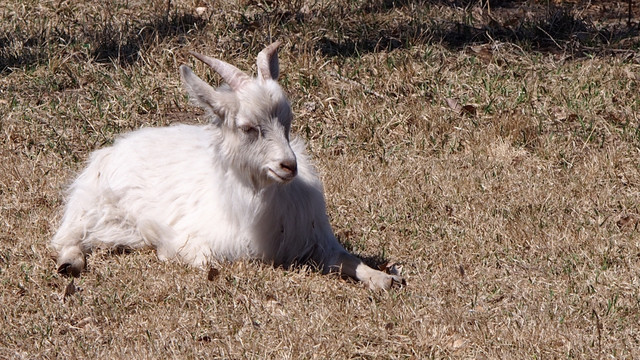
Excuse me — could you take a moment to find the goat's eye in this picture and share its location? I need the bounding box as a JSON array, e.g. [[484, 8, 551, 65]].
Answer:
[[239, 125, 258, 135]]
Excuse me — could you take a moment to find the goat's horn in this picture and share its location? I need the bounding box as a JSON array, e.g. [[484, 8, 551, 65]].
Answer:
[[190, 51, 250, 91], [256, 41, 282, 81]]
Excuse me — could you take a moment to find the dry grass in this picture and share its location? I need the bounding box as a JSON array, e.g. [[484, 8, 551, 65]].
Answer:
[[2, 0, 640, 358]]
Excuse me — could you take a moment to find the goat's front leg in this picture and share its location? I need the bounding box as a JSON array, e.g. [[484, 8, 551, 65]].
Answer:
[[331, 251, 404, 290]]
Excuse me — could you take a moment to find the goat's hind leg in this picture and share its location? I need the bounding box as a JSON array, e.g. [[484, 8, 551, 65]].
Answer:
[[51, 221, 87, 278], [51, 193, 142, 277]]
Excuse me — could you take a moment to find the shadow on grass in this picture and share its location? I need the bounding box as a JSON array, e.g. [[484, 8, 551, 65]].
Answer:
[[0, 12, 206, 73], [90, 13, 206, 65], [314, 0, 639, 57]]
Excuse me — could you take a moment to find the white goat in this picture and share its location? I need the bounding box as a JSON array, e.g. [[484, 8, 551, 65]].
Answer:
[[51, 41, 404, 290]]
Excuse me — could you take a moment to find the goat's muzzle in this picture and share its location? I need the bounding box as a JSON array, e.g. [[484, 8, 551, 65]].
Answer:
[[280, 159, 297, 178], [268, 158, 297, 183]]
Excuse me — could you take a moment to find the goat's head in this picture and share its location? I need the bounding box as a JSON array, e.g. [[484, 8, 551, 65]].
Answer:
[[179, 41, 297, 188]]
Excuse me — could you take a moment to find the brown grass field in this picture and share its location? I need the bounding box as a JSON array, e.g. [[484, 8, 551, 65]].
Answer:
[[1, 0, 640, 358]]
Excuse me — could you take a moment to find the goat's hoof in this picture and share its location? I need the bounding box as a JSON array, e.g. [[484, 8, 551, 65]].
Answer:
[[56, 247, 85, 277], [57, 262, 82, 277], [368, 273, 405, 291]]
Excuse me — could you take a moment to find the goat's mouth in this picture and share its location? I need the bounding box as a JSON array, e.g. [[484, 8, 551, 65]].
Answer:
[[268, 168, 296, 183]]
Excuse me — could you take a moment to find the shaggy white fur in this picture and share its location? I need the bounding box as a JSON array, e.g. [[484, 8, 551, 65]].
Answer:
[[51, 41, 404, 290]]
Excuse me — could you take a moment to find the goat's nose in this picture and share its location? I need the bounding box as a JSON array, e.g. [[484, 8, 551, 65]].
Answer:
[[280, 159, 297, 176]]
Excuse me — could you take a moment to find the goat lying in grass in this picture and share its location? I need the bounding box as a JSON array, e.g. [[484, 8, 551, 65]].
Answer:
[[51, 41, 404, 290]]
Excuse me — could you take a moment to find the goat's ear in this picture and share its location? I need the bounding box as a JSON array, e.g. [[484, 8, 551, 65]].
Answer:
[[257, 41, 281, 81], [180, 65, 234, 121]]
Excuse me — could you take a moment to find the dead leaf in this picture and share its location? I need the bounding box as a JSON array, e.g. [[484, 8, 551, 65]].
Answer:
[[624, 68, 638, 81], [511, 155, 524, 166], [469, 44, 493, 61], [451, 338, 466, 349], [199, 334, 213, 342], [445, 205, 454, 217], [445, 98, 462, 113], [471, 6, 484, 23], [604, 111, 623, 125], [75, 317, 94, 328], [447, 335, 467, 350], [64, 279, 75, 300], [16, 283, 26, 296], [473, 305, 486, 313], [207, 267, 220, 281], [552, 107, 578, 123], [445, 98, 477, 116], [566, 113, 579, 122], [303, 101, 317, 113], [617, 173, 629, 186], [551, 106, 566, 121], [461, 104, 477, 116], [617, 215, 638, 230]]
